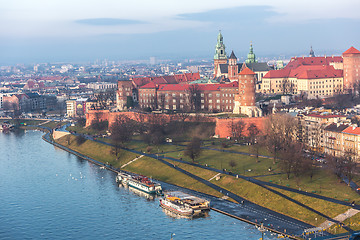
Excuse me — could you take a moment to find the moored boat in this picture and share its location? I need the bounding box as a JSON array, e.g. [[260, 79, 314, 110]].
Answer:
[[160, 191, 210, 217], [116, 172, 162, 195], [160, 196, 194, 216]]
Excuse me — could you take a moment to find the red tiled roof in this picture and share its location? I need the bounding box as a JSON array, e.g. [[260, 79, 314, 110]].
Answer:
[[263, 65, 342, 79], [157, 82, 238, 92], [263, 68, 291, 78], [296, 66, 343, 79], [343, 46, 360, 55], [158, 84, 189, 91], [132, 77, 151, 87], [174, 72, 201, 83], [343, 126, 360, 135], [140, 82, 157, 89], [286, 56, 343, 69], [239, 67, 255, 75], [131, 73, 201, 87]]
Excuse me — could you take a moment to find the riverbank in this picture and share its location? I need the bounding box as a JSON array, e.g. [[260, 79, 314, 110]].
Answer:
[[41, 131, 330, 239], [3, 130, 268, 240]]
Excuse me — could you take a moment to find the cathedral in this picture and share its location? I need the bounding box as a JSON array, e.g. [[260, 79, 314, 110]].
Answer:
[[213, 32, 263, 117], [213, 31, 272, 85]]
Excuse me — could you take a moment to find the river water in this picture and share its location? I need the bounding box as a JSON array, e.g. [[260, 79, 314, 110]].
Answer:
[[0, 130, 272, 239]]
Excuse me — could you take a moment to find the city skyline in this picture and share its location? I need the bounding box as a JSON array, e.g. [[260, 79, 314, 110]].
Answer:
[[1, 0, 360, 64]]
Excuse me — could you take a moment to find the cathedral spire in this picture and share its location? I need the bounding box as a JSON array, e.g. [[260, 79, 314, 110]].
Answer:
[[214, 31, 227, 60], [309, 46, 315, 57], [245, 42, 257, 63]]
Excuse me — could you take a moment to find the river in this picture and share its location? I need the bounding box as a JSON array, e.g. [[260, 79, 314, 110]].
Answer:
[[0, 130, 275, 239]]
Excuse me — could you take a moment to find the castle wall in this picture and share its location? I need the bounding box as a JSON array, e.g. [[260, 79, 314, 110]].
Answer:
[[86, 110, 265, 139], [214, 117, 265, 138]]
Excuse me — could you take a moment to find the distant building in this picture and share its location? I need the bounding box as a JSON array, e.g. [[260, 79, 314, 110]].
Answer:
[[66, 98, 88, 118], [87, 82, 117, 90], [150, 57, 156, 65]]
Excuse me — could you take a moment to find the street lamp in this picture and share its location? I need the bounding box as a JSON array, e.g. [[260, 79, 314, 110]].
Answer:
[[257, 222, 266, 240]]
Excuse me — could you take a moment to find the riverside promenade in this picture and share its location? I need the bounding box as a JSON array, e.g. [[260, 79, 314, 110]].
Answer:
[[40, 129, 329, 240]]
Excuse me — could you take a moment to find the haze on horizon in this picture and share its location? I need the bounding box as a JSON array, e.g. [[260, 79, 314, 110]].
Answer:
[[0, 0, 359, 65]]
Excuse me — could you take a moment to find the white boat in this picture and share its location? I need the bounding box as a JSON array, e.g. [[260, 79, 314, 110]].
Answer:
[[160, 196, 194, 216], [116, 173, 162, 195], [160, 191, 211, 217]]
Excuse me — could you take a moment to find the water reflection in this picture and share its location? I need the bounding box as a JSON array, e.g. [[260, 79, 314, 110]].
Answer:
[[117, 183, 156, 201], [161, 208, 210, 220]]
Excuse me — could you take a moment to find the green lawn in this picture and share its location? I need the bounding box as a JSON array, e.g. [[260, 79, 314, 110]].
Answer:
[[123, 156, 224, 199], [56, 135, 137, 168], [255, 170, 360, 204], [161, 159, 342, 226], [165, 148, 279, 177]]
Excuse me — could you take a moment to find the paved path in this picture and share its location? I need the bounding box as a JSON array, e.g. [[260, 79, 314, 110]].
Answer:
[[121, 155, 144, 168], [319, 209, 360, 229], [38, 120, 51, 126], [208, 173, 221, 181]]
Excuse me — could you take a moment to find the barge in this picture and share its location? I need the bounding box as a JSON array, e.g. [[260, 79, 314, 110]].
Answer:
[[116, 172, 162, 195], [160, 191, 210, 217]]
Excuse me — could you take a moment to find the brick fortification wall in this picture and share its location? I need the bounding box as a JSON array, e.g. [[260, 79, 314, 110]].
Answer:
[[214, 117, 265, 138], [86, 110, 265, 138]]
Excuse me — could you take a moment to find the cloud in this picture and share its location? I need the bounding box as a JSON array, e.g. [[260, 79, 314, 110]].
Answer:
[[178, 5, 277, 24], [75, 18, 144, 26]]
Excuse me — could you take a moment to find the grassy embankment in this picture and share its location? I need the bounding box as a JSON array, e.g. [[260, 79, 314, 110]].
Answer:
[[55, 134, 358, 228], [164, 159, 351, 227], [55, 135, 226, 200], [61, 121, 360, 230]]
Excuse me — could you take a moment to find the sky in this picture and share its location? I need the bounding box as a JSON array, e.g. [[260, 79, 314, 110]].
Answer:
[[0, 0, 360, 64]]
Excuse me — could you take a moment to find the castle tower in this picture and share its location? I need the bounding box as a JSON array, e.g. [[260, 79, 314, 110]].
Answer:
[[233, 67, 262, 117], [245, 43, 257, 64], [214, 31, 227, 78], [343, 46, 360, 92], [228, 51, 238, 81]]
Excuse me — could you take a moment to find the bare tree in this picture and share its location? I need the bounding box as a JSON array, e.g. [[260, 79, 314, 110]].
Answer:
[[280, 78, 294, 94], [264, 114, 298, 164], [186, 84, 201, 112], [247, 123, 260, 145], [278, 140, 304, 179], [247, 123, 261, 162], [184, 137, 202, 162], [229, 159, 237, 170], [229, 119, 247, 143], [141, 114, 166, 145], [158, 93, 166, 110], [110, 115, 135, 156], [343, 150, 358, 186]]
